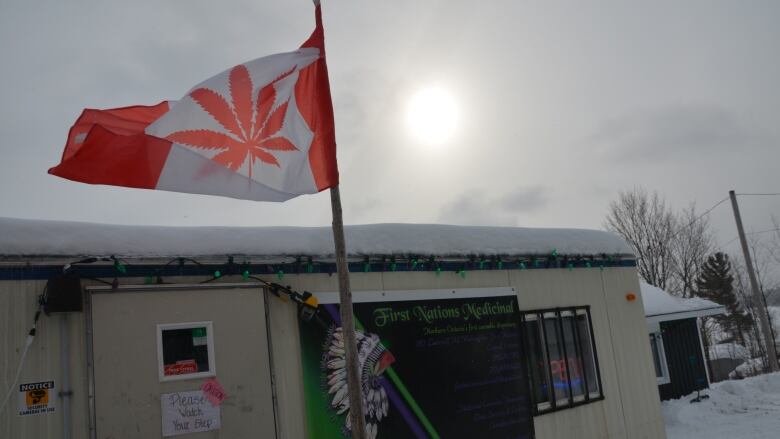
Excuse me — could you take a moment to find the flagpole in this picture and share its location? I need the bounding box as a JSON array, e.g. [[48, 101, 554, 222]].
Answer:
[[330, 185, 368, 439]]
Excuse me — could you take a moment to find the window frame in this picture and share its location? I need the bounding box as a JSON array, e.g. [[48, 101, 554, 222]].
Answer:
[[520, 306, 604, 415], [156, 321, 216, 382], [649, 332, 671, 385]]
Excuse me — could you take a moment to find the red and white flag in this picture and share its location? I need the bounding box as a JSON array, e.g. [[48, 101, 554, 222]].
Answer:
[[49, 5, 337, 202]]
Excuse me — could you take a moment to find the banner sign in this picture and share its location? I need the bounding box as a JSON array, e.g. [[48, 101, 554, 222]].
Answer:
[[161, 390, 220, 437], [299, 288, 535, 439], [18, 381, 56, 416]]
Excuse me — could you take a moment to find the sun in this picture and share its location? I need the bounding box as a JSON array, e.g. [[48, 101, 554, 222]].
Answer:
[[405, 86, 458, 145]]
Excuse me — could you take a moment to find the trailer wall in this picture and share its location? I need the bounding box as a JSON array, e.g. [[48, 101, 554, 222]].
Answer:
[[0, 266, 665, 439]]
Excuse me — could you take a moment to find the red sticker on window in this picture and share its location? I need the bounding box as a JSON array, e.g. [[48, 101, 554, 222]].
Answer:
[[164, 359, 198, 376]]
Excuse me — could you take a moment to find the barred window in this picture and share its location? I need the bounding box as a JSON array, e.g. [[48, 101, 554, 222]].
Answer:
[[521, 307, 604, 414]]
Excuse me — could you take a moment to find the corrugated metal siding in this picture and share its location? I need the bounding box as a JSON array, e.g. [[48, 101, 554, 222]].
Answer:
[[0, 279, 88, 438], [1, 266, 665, 439], [658, 318, 708, 401], [600, 268, 666, 439], [267, 267, 666, 439]]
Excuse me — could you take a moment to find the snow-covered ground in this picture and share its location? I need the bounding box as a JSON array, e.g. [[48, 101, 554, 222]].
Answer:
[[663, 373, 780, 439]]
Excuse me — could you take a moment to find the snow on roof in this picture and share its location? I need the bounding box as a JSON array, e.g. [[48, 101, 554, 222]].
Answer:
[[0, 216, 633, 259], [641, 282, 725, 321]]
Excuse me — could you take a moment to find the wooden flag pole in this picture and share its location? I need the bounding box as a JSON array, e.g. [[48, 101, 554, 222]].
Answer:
[[330, 185, 368, 438]]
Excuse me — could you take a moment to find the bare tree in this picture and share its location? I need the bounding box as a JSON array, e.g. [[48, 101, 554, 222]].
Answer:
[[670, 204, 714, 298], [749, 238, 779, 359], [766, 215, 780, 270], [733, 257, 767, 360], [732, 243, 779, 366], [605, 188, 676, 290]]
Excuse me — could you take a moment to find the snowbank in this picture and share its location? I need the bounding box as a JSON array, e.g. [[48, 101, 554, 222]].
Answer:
[[729, 358, 765, 379], [640, 282, 724, 318], [663, 373, 780, 439], [0, 216, 633, 259]]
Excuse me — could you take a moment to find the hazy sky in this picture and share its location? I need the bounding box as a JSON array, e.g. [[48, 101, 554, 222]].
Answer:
[[1, 0, 778, 255]]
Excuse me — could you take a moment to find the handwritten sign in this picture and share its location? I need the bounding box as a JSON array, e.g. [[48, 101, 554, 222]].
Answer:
[[201, 378, 226, 406], [161, 390, 220, 437]]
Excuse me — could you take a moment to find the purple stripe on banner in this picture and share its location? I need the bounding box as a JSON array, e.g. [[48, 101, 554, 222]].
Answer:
[[324, 303, 340, 323], [322, 304, 429, 439], [381, 377, 429, 439]]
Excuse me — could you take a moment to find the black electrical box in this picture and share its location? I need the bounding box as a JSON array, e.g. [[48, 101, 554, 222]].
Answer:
[[44, 275, 83, 313]]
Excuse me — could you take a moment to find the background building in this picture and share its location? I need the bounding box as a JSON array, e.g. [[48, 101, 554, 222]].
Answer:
[[641, 282, 725, 401]]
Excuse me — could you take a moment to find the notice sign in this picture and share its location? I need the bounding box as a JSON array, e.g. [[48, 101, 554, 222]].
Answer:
[[161, 390, 220, 437], [18, 381, 56, 416]]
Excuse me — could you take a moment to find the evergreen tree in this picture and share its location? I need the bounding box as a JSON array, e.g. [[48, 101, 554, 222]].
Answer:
[[695, 252, 754, 344]]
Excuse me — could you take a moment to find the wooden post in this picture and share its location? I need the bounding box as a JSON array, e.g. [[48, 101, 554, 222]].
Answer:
[[330, 185, 367, 438], [729, 190, 780, 372]]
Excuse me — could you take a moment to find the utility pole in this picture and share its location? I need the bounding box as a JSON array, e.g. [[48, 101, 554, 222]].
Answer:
[[729, 190, 779, 372]]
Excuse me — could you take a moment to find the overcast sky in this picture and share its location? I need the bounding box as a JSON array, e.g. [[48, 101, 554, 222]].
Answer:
[[1, 0, 778, 254]]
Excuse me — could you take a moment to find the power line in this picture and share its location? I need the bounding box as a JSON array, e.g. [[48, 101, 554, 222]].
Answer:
[[670, 196, 729, 239], [720, 227, 780, 248], [717, 192, 780, 247], [736, 193, 780, 197]]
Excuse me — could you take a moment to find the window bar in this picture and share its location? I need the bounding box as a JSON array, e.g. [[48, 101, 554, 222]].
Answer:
[[518, 312, 537, 415], [556, 309, 574, 407], [585, 307, 604, 397], [538, 312, 557, 412], [570, 308, 589, 403]]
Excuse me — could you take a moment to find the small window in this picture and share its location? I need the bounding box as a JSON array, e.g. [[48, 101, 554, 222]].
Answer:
[[650, 332, 670, 385], [521, 307, 603, 414], [156, 322, 216, 382]]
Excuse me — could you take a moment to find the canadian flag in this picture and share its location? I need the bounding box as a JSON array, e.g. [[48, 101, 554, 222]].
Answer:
[[49, 5, 337, 202]]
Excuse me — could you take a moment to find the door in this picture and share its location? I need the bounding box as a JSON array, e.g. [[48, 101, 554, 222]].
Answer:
[[88, 283, 276, 438]]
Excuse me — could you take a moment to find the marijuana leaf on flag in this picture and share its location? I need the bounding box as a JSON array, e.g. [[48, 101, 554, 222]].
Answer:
[[49, 4, 337, 202]]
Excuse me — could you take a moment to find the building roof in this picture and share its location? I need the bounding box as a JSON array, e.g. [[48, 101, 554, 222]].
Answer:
[[641, 282, 725, 325], [0, 216, 633, 260]]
